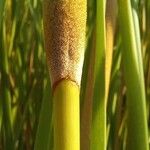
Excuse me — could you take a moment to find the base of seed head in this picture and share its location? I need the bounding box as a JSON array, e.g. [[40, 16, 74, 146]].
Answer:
[[43, 0, 87, 88]]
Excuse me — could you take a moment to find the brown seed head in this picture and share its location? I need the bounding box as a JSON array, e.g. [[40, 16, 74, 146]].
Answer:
[[43, 0, 87, 88]]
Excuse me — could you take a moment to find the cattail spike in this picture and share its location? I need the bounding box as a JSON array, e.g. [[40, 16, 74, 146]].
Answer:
[[43, 0, 87, 88]]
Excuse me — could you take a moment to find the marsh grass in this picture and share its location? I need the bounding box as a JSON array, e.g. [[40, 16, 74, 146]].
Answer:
[[0, 0, 150, 149]]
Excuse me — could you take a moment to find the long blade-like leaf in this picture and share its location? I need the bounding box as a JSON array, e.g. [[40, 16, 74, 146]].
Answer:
[[34, 76, 53, 150], [91, 0, 106, 149], [118, 0, 149, 149]]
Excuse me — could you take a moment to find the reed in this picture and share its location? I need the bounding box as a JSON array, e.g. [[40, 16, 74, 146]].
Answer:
[[43, 0, 87, 149]]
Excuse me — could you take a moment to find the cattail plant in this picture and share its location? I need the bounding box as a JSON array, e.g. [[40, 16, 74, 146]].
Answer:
[[43, 0, 87, 149]]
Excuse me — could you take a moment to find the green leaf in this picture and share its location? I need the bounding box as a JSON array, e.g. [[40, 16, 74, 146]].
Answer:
[[90, 0, 106, 149], [0, 13, 14, 149], [0, 0, 5, 29], [0, 92, 2, 130], [118, 0, 149, 149], [34, 76, 53, 150]]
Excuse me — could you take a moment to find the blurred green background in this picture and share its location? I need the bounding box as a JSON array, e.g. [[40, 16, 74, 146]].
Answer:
[[0, 0, 150, 149], [0, 0, 49, 149]]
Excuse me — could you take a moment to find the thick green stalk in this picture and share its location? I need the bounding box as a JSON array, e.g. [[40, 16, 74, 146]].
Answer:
[[53, 80, 80, 150], [118, 0, 149, 149], [91, 0, 106, 149]]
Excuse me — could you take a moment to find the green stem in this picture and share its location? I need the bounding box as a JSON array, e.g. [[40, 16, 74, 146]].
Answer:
[[53, 80, 80, 150]]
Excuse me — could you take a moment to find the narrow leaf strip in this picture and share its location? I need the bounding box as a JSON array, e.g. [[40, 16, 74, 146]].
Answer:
[[91, 0, 106, 149], [105, 0, 117, 102], [34, 78, 53, 150]]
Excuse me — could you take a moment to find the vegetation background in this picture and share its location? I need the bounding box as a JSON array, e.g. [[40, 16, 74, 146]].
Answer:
[[0, 0, 150, 149]]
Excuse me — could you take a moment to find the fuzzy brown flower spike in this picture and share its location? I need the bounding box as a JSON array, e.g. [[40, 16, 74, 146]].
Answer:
[[43, 0, 87, 88]]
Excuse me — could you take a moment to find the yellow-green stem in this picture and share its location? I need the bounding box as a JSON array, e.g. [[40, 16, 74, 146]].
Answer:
[[53, 79, 80, 150]]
